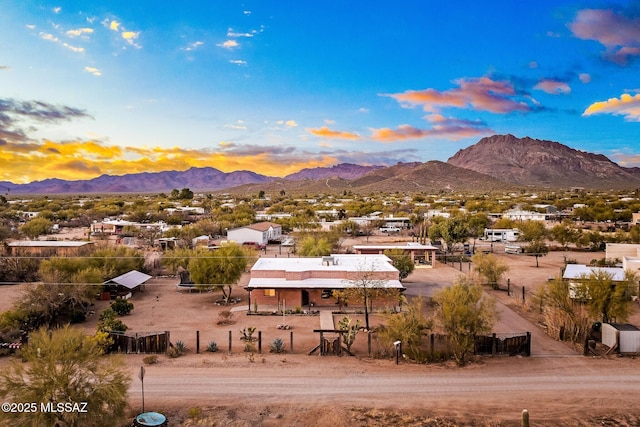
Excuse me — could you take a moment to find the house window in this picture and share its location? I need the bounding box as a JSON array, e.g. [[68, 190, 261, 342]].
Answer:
[[264, 289, 276, 297]]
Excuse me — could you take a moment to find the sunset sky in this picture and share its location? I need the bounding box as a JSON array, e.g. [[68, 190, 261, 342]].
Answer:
[[1, 1, 639, 184]]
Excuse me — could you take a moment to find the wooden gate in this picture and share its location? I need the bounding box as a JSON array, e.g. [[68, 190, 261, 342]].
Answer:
[[107, 331, 170, 354]]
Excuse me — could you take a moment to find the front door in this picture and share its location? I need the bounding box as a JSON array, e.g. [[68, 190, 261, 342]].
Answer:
[[301, 290, 310, 306]]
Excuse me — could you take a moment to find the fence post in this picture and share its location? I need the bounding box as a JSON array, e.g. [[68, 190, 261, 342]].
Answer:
[[228, 330, 232, 355], [430, 333, 435, 354], [290, 331, 294, 353], [258, 331, 262, 353], [166, 331, 170, 354], [196, 330, 200, 354], [526, 332, 531, 357], [507, 278, 510, 296], [522, 286, 526, 303], [492, 333, 497, 356]]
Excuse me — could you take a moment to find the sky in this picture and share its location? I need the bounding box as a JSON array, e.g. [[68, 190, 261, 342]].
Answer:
[[1, 1, 639, 184]]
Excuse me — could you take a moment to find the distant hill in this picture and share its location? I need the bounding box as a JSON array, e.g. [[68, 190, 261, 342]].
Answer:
[[1, 167, 274, 194], [447, 134, 640, 189], [230, 161, 511, 195], [3, 135, 640, 194], [284, 163, 383, 181]]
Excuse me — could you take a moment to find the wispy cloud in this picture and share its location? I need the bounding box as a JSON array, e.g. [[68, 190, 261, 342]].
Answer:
[[583, 93, 640, 122], [276, 120, 298, 128], [308, 126, 360, 140], [52, 6, 61, 14], [534, 78, 571, 95], [229, 59, 247, 65], [570, 8, 640, 65], [183, 41, 204, 52], [579, 73, 591, 84], [39, 32, 60, 43], [84, 66, 101, 76], [227, 28, 254, 38], [386, 76, 531, 114], [66, 27, 93, 38], [370, 115, 492, 142], [103, 18, 141, 48]]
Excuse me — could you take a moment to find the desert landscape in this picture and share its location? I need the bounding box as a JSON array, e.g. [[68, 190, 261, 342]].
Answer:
[[3, 237, 640, 426]]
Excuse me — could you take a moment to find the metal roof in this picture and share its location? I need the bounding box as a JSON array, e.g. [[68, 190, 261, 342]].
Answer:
[[562, 264, 627, 281], [9, 240, 93, 247], [104, 270, 152, 289]]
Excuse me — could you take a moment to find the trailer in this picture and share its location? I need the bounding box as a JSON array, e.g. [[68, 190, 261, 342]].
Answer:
[[482, 228, 520, 242]]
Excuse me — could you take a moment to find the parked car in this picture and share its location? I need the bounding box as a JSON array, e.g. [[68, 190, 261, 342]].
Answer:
[[242, 241, 266, 250], [379, 226, 401, 233]]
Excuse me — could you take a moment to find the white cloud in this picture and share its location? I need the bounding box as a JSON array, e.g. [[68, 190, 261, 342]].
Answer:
[[62, 43, 85, 53], [227, 28, 254, 38], [66, 28, 94, 38], [84, 66, 101, 76], [53, 6, 61, 14], [39, 32, 59, 43], [229, 59, 247, 65], [184, 41, 204, 51], [217, 40, 239, 49], [579, 73, 592, 84]]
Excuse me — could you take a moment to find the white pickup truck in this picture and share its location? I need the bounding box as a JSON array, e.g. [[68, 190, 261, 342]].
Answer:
[[379, 226, 401, 233]]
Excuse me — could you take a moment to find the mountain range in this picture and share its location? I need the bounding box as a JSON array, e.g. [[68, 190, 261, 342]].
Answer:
[[2, 135, 639, 194]]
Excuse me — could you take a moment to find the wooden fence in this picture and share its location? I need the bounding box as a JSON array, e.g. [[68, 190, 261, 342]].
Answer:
[[107, 331, 170, 354]]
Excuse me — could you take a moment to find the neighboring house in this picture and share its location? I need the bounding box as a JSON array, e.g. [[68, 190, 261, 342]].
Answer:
[[502, 209, 547, 221], [606, 243, 640, 261], [562, 264, 628, 299], [245, 254, 403, 311], [352, 242, 438, 267], [227, 221, 282, 245], [633, 212, 640, 225], [7, 240, 94, 257]]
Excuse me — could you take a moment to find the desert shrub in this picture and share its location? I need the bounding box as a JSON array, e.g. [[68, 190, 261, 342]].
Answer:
[[188, 407, 201, 419], [206, 341, 218, 353], [142, 355, 158, 365], [168, 340, 186, 358], [217, 310, 235, 325], [244, 341, 257, 353], [111, 298, 134, 316], [270, 338, 285, 353], [97, 308, 128, 333]]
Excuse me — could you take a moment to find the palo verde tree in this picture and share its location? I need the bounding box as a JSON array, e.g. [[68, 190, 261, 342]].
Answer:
[[188, 243, 252, 303], [337, 261, 402, 331], [378, 296, 433, 362], [536, 277, 590, 342], [433, 275, 497, 366], [384, 248, 415, 280], [525, 239, 549, 268], [471, 252, 509, 289], [574, 269, 638, 324], [0, 326, 131, 427]]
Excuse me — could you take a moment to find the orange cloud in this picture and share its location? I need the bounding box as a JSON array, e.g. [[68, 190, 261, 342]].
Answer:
[[583, 93, 640, 121], [570, 8, 640, 65], [0, 139, 346, 183], [387, 77, 530, 114], [307, 126, 360, 140], [370, 116, 492, 142], [534, 79, 571, 95]]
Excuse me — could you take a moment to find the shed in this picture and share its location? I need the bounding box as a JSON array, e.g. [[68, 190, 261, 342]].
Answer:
[[103, 270, 152, 299], [601, 323, 640, 354]]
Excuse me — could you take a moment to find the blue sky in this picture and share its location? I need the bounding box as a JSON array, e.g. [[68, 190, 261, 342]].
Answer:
[[1, 1, 639, 184]]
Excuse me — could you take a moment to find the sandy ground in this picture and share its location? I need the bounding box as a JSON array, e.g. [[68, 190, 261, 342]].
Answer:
[[2, 234, 640, 425]]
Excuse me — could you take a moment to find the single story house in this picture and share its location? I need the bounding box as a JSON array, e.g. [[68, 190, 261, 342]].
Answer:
[[562, 264, 628, 299], [245, 254, 403, 312], [7, 240, 94, 257], [227, 221, 282, 245], [352, 242, 438, 267]]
